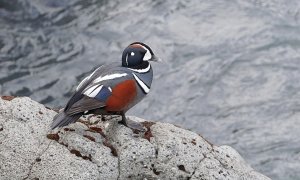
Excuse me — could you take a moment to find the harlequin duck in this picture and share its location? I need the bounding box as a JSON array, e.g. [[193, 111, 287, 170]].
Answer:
[[51, 42, 160, 129]]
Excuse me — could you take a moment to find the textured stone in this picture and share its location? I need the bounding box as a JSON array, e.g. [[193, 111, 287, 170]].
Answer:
[[0, 97, 270, 179]]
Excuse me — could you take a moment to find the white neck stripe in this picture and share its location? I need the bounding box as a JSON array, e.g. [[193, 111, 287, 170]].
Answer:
[[128, 63, 151, 73], [132, 73, 150, 94]]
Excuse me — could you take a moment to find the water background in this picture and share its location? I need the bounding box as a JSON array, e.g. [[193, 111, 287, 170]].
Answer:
[[1, 0, 300, 179]]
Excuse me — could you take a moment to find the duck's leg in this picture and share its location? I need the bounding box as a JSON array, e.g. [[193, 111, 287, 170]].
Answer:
[[118, 112, 145, 132], [118, 112, 128, 126]]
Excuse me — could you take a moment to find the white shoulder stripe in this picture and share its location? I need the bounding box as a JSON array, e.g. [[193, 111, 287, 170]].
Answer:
[[89, 66, 102, 78], [93, 73, 128, 83], [128, 63, 151, 73], [132, 73, 150, 94], [76, 76, 89, 91]]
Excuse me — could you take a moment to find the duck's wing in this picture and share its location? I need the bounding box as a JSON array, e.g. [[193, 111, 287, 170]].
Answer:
[[64, 65, 133, 116]]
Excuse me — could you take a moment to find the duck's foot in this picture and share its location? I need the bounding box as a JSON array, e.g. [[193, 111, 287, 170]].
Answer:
[[118, 113, 145, 132]]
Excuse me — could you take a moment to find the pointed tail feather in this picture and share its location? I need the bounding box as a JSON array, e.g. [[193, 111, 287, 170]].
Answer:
[[51, 111, 82, 130]]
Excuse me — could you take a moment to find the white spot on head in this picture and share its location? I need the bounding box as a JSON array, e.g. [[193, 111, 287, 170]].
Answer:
[[131, 52, 135, 56]]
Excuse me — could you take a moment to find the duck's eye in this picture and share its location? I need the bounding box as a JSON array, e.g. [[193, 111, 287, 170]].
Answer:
[[131, 52, 135, 56]]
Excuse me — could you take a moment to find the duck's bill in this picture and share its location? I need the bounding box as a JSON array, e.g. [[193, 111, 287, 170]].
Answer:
[[149, 55, 163, 62]]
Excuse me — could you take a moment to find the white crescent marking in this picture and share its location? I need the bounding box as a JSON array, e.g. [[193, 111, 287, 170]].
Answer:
[[142, 46, 152, 61], [132, 73, 150, 94], [126, 54, 129, 66]]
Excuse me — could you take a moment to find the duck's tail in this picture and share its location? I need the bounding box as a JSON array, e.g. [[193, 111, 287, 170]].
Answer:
[[51, 111, 81, 129]]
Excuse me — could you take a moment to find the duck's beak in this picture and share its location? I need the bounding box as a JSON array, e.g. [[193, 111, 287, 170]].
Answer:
[[149, 55, 162, 62]]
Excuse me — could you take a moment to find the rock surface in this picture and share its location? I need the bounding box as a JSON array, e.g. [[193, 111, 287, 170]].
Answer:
[[0, 97, 270, 180]]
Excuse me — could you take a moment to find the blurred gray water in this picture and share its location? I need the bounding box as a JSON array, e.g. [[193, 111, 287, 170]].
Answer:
[[1, 0, 300, 179]]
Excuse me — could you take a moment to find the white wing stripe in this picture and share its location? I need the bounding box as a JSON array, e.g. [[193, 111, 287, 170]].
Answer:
[[88, 85, 103, 98], [84, 85, 104, 98], [128, 63, 150, 73], [89, 66, 101, 78], [76, 76, 89, 91], [132, 73, 150, 94], [76, 66, 102, 91], [93, 73, 128, 83], [84, 85, 99, 97]]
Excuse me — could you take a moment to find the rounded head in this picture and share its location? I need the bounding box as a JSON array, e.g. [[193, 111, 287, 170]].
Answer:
[[122, 42, 159, 67]]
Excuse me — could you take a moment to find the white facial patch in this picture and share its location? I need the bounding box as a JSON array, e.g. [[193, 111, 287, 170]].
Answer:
[[142, 46, 152, 61], [93, 73, 127, 83]]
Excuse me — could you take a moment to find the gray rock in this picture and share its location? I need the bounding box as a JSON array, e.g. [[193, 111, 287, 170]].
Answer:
[[0, 97, 270, 180]]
